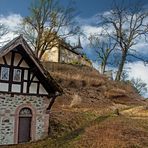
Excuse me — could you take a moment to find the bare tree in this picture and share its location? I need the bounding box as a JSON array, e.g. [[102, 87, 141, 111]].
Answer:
[[19, 0, 78, 59], [130, 78, 147, 96], [89, 34, 117, 74], [119, 70, 147, 96], [100, 1, 148, 80]]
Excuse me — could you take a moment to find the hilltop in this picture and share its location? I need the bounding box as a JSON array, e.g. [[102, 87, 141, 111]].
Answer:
[[3, 63, 148, 148]]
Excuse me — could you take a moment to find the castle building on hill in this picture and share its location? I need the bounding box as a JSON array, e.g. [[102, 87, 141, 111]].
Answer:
[[41, 37, 92, 67]]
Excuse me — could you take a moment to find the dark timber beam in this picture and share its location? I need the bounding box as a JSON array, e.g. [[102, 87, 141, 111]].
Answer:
[[46, 96, 56, 111], [2, 56, 7, 65], [28, 73, 36, 87], [9, 52, 15, 92], [17, 57, 24, 67]]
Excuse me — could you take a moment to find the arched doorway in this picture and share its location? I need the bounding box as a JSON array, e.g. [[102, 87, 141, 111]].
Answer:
[[18, 108, 32, 143]]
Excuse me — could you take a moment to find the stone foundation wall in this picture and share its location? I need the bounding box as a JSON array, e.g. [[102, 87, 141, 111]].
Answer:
[[0, 94, 49, 145]]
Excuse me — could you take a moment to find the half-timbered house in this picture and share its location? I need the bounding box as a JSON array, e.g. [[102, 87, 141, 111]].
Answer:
[[0, 35, 62, 145]]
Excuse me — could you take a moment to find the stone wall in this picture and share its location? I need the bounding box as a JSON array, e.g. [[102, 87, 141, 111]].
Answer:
[[41, 47, 59, 62], [41, 45, 92, 67], [0, 94, 49, 145]]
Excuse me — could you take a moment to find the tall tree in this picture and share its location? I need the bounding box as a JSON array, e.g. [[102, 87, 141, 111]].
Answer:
[[19, 0, 78, 59], [100, 1, 148, 80], [89, 34, 117, 73]]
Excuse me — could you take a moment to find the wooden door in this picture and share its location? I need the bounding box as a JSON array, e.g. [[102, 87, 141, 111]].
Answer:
[[18, 117, 31, 143], [18, 108, 32, 143]]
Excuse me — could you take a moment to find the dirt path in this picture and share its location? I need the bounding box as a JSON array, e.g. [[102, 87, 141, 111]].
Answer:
[[121, 105, 148, 118]]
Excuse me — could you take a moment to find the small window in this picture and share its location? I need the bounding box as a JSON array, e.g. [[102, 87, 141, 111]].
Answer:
[[0, 67, 10, 80], [13, 69, 22, 82]]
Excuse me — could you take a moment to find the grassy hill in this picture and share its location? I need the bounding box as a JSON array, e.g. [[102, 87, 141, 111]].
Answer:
[[46, 62, 145, 107], [3, 63, 148, 148]]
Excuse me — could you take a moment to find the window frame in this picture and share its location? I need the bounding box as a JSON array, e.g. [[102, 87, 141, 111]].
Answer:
[[0, 66, 10, 81], [13, 68, 22, 82]]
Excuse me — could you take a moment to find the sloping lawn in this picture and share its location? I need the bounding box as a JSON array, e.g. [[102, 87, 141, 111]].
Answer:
[[2, 107, 148, 148]]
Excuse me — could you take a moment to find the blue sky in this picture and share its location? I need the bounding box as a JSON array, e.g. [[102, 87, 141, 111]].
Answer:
[[0, 0, 111, 17], [0, 0, 147, 17], [0, 0, 148, 97]]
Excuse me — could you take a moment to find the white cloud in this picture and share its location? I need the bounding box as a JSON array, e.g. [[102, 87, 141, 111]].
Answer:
[[0, 14, 23, 47], [129, 37, 147, 52], [79, 25, 102, 48], [126, 61, 148, 82], [82, 25, 102, 36], [132, 40, 148, 55], [125, 61, 148, 97], [0, 32, 18, 47], [0, 14, 23, 31]]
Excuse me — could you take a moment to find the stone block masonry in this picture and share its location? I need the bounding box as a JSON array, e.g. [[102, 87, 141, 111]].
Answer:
[[0, 94, 49, 145]]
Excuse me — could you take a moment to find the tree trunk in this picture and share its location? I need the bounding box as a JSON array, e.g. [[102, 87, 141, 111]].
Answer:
[[103, 60, 107, 74], [38, 49, 45, 60], [115, 50, 127, 81], [102, 63, 106, 74], [101, 60, 106, 74]]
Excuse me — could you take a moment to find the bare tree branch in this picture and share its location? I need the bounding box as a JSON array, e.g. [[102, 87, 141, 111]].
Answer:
[[99, 0, 148, 80], [18, 0, 78, 59]]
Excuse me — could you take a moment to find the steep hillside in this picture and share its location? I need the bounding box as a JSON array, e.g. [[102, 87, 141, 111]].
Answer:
[[3, 62, 148, 148], [43, 62, 145, 109]]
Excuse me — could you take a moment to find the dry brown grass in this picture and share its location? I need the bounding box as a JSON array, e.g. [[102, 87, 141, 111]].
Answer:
[[122, 106, 148, 117], [2, 107, 148, 148], [104, 88, 127, 99], [3, 63, 147, 148], [75, 116, 148, 148], [49, 62, 145, 111], [51, 71, 106, 88]]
